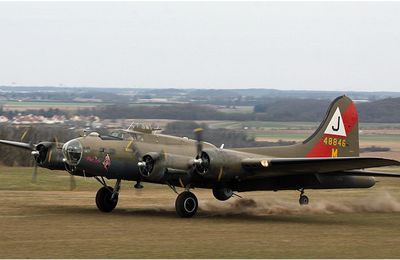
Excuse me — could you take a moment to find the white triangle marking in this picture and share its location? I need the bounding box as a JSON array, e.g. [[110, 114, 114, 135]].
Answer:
[[324, 107, 347, 137]]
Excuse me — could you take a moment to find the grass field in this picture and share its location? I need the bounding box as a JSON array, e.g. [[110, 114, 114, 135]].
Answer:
[[1, 167, 400, 258], [216, 106, 254, 114], [0, 101, 106, 111]]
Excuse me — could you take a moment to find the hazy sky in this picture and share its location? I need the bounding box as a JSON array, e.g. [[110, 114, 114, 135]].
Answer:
[[0, 1, 400, 91]]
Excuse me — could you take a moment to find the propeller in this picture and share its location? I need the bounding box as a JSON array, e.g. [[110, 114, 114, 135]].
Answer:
[[138, 155, 155, 177], [26, 130, 75, 190], [50, 136, 76, 190], [134, 141, 166, 181], [192, 128, 210, 175], [20, 128, 30, 142], [1, 128, 77, 190], [19, 128, 40, 183], [70, 174, 76, 191], [31, 143, 47, 183], [131, 141, 145, 187], [194, 128, 203, 158], [31, 159, 38, 183], [31, 137, 58, 184]]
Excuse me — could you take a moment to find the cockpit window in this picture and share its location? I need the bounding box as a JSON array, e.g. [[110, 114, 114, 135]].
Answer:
[[62, 139, 83, 166], [109, 131, 133, 141], [110, 131, 123, 139]]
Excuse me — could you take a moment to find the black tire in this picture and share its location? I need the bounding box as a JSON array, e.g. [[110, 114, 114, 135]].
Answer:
[[96, 186, 118, 212], [299, 195, 309, 205], [212, 187, 233, 201], [175, 191, 198, 218]]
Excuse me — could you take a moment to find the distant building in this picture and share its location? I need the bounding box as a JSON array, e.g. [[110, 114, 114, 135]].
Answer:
[[43, 115, 66, 124], [12, 114, 66, 125], [0, 116, 8, 123]]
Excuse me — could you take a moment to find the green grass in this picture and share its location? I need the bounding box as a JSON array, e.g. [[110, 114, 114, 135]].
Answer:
[[217, 106, 254, 114], [251, 132, 308, 140], [209, 121, 400, 130], [0, 167, 165, 192], [360, 134, 400, 142], [360, 122, 400, 129], [208, 121, 319, 129], [2, 101, 107, 107], [0, 167, 98, 191]]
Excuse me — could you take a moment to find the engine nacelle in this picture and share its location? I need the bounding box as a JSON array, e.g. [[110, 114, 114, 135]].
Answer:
[[194, 149, 243, 179], [34, 142, 65, 170], [139, 152, 193, 182], [138, 152, 164, 181]]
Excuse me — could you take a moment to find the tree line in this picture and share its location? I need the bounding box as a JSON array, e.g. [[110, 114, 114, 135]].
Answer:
[[1, 97, 400, 123]]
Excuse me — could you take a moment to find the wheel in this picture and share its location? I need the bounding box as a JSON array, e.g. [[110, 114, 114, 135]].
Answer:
[[96, 186, 118, 212], [212, 187, 233, 201], [299, 195, 309, 205], [175, 191, 198, 218]]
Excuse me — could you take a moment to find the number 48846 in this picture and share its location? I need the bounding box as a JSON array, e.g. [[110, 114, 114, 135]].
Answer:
[[323, 137, 346, 147]]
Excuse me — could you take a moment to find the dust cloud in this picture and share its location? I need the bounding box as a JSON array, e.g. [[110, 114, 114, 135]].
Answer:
[[199, 192, 400, 216]]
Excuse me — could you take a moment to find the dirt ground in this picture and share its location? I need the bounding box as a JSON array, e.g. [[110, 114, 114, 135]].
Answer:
[[1, 167, 400, 258]]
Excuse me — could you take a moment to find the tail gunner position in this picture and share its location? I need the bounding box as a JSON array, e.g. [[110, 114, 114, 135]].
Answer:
[[1, 96, 400, 217]]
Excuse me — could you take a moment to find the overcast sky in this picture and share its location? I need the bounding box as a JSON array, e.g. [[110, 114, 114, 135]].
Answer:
[[0, 1, 399, 91]]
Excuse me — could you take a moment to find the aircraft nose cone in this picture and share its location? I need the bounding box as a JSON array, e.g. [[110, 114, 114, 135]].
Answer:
[[62, 138, 83, 166]]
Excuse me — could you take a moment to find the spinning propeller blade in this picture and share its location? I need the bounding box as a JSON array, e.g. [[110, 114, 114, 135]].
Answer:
[[31, 161, 38, 183], [193, 128, 203, 157], [190, 128, 210, 175], [70, 174, 76, 191]]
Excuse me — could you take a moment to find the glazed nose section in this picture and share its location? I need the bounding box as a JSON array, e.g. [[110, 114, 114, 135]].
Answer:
[[62, 139, 83, 166]]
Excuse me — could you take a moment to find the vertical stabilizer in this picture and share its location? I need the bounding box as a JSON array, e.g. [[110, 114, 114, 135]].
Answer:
[[233, 95, 359, 158], [303, 95, 359, 158]]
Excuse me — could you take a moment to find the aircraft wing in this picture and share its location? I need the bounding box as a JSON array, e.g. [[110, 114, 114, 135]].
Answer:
[[0, 139, 34, 150], [241, 157, 400, 176]]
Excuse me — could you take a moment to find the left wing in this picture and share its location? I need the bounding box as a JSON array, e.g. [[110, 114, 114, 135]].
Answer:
[[242, 157, 400, 177], [0, 139, 35, 150]]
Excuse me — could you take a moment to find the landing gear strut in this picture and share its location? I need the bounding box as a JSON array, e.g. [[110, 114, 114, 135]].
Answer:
[[134, 181, 143, 189], [175, 191, 198, 218], [298, 188, 309, 205]]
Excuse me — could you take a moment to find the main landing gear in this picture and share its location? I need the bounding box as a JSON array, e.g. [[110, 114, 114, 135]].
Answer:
[[93, 177, 200, 217], [168, 183, 199, 218], [175, 191, 198, 218], [95, 177, 120, 213], [298, 188, 309, 205]]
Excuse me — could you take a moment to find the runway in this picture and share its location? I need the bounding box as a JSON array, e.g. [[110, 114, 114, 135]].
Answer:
[[1, 179, 400, 258]]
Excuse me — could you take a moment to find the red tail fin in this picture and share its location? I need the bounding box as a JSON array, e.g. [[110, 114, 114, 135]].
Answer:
[[305, 96, 359, 158]]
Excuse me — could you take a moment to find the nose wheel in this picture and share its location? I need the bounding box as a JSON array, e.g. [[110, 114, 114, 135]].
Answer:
[[175, 191, 198, 218], [298, 189, 309, 205]]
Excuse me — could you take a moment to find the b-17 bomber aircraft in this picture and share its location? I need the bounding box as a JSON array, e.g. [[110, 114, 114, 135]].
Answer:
[[1, 96, 400, 217]]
